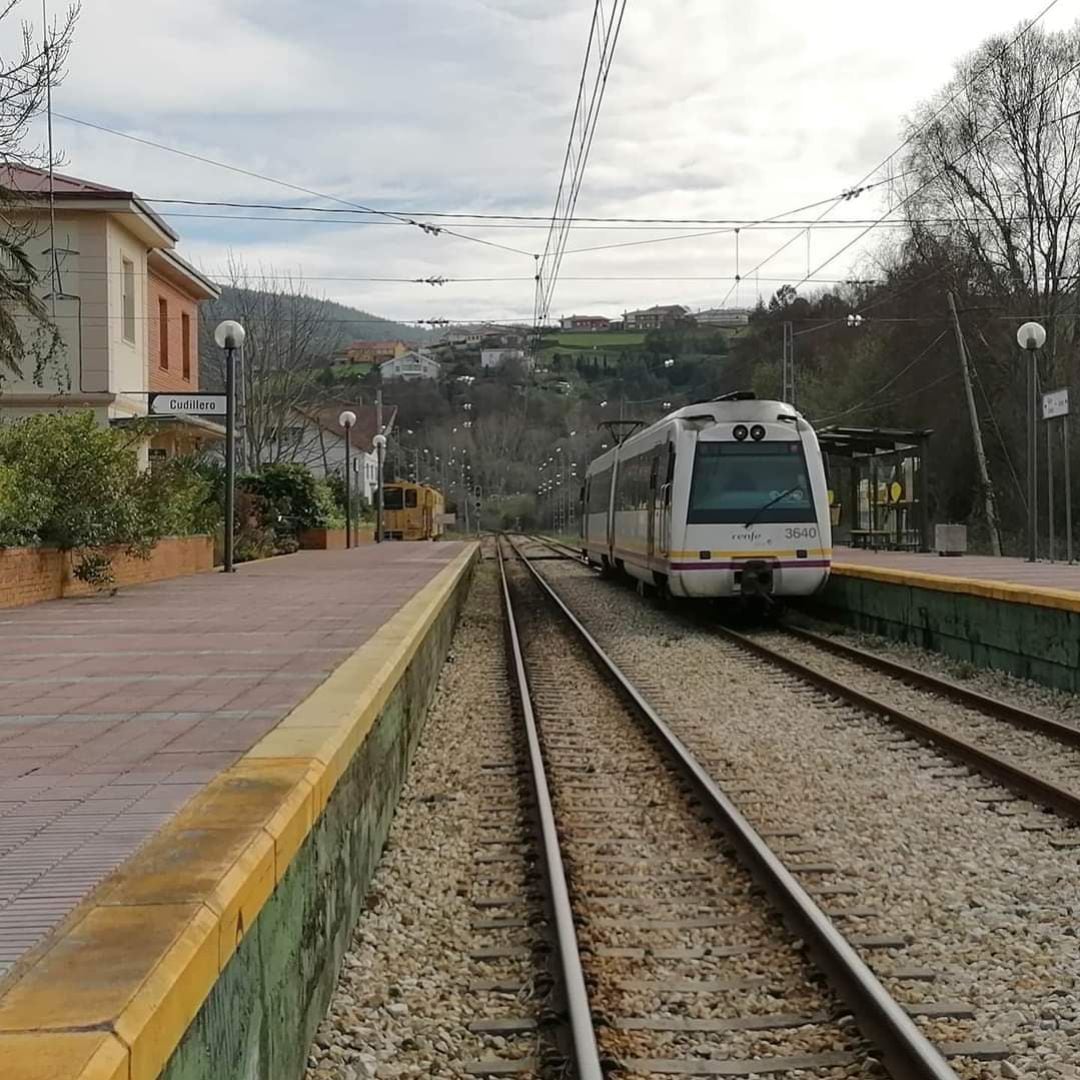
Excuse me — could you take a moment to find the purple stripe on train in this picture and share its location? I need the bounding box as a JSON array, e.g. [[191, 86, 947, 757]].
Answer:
[[669, 560, 832, 571]]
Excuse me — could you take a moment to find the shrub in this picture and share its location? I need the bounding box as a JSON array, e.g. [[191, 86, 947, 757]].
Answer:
[[0, 461, 49, 546], [0, 413, 223, 585], [239, 462, 347, 539], [240, 464, 322, 527], [324, 469, 371, 523]]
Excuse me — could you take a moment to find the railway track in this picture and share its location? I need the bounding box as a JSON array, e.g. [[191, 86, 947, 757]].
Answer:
[[527, 533, 1080, 830], [719, 624, 1080, 828], [481, 535, 984, 1080]]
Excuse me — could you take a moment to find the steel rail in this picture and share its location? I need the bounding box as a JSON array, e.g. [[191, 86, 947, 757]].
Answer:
[[527, 533, 592, 566], [507, 538, 958, 1080], [495, 539, 604, 1080], [723, 626, 1080, 823], [782, 623, 1080, 748]]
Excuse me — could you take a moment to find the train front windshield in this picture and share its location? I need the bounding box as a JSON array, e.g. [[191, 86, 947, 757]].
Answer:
[[688, 441, 816, 524], [384, 488, 404, 510]]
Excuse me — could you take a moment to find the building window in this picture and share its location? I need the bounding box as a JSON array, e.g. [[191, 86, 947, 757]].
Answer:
[[158, 297, 168, 368], [181, 312, 191, 380], [122, 258, 136, 343]]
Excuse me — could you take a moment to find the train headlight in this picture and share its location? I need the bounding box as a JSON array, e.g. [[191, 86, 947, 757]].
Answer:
[[750, 424, 766, 441], [733, 424, 748, 441]]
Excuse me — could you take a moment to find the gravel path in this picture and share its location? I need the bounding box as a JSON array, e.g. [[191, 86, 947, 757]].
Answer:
[[307, 563, 543, 1080], [532, 558, 1080, 1080]]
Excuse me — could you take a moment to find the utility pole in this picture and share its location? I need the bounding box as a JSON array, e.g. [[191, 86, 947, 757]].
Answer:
[[947, 292, 1001, 556], [781, 321, 795, 406], [375, 390, 384, 543]]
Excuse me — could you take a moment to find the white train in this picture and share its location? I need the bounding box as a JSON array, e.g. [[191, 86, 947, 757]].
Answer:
[[581, 393, 831, 602]]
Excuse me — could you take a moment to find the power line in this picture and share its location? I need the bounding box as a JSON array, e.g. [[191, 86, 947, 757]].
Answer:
[[52, 112, 536, 259], [849, 0, 1062, 199], [716, 0, 1062, 306], [812, 329, 949, 422], [534, 0, 629, 326], [795, 51, 1080, 289]]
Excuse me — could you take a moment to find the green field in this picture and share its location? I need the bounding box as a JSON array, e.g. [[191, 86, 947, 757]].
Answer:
[[545, 331, 646, 348]]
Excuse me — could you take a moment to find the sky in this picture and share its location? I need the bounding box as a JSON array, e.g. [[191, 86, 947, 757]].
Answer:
[[19, 0, 1080, 327]]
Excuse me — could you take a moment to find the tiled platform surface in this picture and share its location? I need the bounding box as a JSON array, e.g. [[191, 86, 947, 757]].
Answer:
[[0, 542, 467, 976], [834, 546, 1080, 596]]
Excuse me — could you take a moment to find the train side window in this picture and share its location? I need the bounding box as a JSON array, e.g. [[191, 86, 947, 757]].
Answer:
[[649, 455, 659, 490], [405, 489, 418, 508]]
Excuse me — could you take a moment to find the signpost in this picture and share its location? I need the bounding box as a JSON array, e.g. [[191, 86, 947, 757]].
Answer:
[[148, 393, 228, 416], [1041, 388, 1072, 563]]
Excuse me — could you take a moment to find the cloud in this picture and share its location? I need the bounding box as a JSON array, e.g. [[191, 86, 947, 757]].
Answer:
[[24, 0, 1080, 323]]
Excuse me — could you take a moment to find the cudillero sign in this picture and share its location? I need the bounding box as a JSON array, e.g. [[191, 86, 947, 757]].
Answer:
[[148, 393, 228, 416]]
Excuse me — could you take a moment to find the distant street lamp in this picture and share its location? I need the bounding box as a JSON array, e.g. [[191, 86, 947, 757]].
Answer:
[[1018, 321, 1047, 562], [214, 320, 245, 573], [373, 433, 387, 543], [338, 410, 357, 548]]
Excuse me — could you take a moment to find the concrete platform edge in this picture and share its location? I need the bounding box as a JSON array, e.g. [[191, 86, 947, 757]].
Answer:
[[816, 561, 1080, 692], [0, 542, 480, 1080], [832, 560, 1080, 614]]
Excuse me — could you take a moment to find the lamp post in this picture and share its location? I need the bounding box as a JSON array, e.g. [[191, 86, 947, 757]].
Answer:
[[1018, 321, 1047, 562], [373, 433, 387, 542], [214, 320, 245, 573], [338, 410, 357, 548]]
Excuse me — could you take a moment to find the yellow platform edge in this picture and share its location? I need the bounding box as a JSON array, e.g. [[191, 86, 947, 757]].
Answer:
[[0, 543, 479, 1080], [832, 560, 1080, 614]]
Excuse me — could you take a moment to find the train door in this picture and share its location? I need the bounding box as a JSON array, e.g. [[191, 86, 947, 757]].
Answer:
[[646, 452, 660, 558], [659, 443, 675, 556]]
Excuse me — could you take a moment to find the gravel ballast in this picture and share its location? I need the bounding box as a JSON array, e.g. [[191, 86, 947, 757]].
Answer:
[[306, 561, 541, 1080], [533, 558, 1080, 1080], [505, 556, 870, 1074]]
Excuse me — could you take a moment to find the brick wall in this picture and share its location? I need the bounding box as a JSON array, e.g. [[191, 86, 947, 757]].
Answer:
[[298, 527, 375, 550], [148, 270, 199, 392], [0, 536, 214, 609]]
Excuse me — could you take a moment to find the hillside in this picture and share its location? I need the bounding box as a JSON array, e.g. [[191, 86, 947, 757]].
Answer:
[[204, 285, 434, 364]]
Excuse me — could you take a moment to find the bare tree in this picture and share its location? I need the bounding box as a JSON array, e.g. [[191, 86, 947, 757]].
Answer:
[[0, 1, 79, 383], [200, 256, 342, 469], [899, 24, 1080, 377]]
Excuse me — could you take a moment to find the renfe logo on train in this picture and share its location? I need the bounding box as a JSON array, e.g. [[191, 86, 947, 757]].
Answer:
[[148, 393, 228, 416]]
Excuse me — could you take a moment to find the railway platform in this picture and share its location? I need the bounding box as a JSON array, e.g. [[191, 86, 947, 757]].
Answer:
[[0, 541, 477, 1080], [821, 546, 1080, 691]]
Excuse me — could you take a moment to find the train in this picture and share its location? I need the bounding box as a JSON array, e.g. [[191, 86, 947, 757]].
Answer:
[[581, 393, 831, 603], [382, 481, 446, 541]]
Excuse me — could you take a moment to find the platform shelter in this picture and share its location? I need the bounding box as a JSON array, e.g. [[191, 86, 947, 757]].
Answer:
[[818, 426, 933, 552]]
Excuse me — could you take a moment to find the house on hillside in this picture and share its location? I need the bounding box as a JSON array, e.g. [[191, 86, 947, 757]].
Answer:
[[332, 339, 409, 375], [380, 350, 440, 381], [0, 166, 222, 460], [264, 402, 397, 502], [696, 307, 750, 327], [623, 304, 690, 331], [560, 315, 610, 332]]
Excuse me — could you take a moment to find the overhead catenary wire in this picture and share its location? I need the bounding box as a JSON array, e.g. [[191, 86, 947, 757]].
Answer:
[[534, 0, 629, 326], [714, 0, 1062, 306], [811, 329, 949, 423], [52, 111, 535, 259], [794, 50, 1080, 290]]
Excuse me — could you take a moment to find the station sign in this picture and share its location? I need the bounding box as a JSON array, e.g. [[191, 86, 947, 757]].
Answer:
[[1042, 388, 1069, 420], [148, 393, 228, 416]]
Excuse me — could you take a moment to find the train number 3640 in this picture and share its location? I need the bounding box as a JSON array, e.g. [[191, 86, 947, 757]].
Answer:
[[784, 526, 818, 540]]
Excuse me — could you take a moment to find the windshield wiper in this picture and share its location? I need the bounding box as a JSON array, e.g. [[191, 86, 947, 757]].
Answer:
[[743, 486, 801, 529]]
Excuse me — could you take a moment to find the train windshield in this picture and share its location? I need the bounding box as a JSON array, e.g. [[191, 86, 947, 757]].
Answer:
[[384, 487, 404, 510], [688, 441, 816, 524]]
